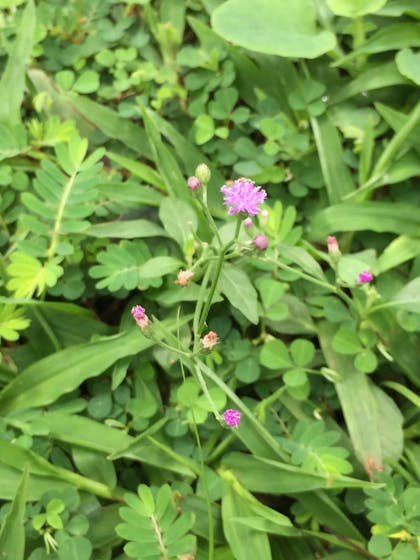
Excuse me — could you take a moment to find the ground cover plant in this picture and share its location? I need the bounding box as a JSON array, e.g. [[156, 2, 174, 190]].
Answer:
[[0, 0, 419, 559]]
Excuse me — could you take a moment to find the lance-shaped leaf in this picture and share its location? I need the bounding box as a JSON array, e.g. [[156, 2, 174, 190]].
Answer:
[[212, 0, 336, 59]]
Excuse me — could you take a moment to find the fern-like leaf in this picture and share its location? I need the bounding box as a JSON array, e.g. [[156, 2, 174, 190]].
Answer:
[[281, 420, 353, 476], [0, 304, 30, 341], [20, 134, 104, 258], [89, 240, 182, 292], [116, 484, 196, 560], [6, 252, 63, 298]]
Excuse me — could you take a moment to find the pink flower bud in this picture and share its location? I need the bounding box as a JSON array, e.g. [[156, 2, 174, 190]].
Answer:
[[223, 409, 241, 427], [358, 271, 374, 284], [131, 305, 150, 331], [187, 176, 201, 191], [253, 233, 269, 251], [177, 269, 194, 287], [243, 217, 253, 228], [201, 331, 218, 351]]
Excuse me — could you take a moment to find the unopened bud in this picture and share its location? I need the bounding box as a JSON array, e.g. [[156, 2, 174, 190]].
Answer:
[[243, 217, 253, 228], [201, 331, 218, 351], [131, 305, 150, 331], [327, 235, 341, 263], [187, 176, 201, 191], [253, 233, 269, 251], [195, 163, 211, 184], [177, 269, 194, 287]]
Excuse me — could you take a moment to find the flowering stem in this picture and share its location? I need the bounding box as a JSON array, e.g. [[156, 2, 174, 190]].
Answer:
[[194, 362, 221, 421], [195, 359, 288, 461], [264, 256, 357, 312]]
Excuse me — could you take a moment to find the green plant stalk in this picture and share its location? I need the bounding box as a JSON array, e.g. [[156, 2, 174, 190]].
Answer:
[[346, 102, 420, 199], [195, 217, 242, 343], [32, 307, 61, 352], [194, 362, 221, 421], [263, 256, 357, 312], [195, 358, 288, 461], [180, 354, 214, 560]]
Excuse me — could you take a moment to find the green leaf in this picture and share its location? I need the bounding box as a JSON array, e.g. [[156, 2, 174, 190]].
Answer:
[[255, 277, 286, 308], [117, 484, 196, 559], [389, 277, 420, 313], [396, 48, 420, 85], [290, 339, 315, 366], [0, 329, 151, 415], [0, 467, 28, 559], [327, 0, 387, 17], [0, 0, 36, 126], [89, 241, 172, 292], [0, 304, 30, 341], [260, 339, 292, 369], [311, 114, 356, 204], [194, 114, 215, 144], [106, 151, 166, 192], [87, 219, 167, 239], [32, 412, 196, 477], [212, 0, 335, 59], [334, 23, 420, 65], [319, 323, 404, 475], [221, 485, 272, 560], [7, 253, 64, 298], [332, 328, 363, 355], [278, 244, 326, 280], [310, 202, 420, 239], [222, 452, 377, 493], [354, 350, 378, 374], [57, 537, 92, 560], [219, 263, 259, 324], [159, 198, 198, 247], [368, 535, 392, 557], [72, 70, 100, 94], [140, 106, 188, 200], [377, 236, 420, 273]]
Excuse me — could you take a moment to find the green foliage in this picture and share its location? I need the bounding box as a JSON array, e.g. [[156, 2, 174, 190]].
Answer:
[[0, 1, 419, 559], [116, 484, 196, 559]]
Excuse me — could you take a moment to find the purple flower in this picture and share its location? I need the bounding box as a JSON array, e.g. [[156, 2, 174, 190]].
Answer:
[[187, 176, 201, 191], [358, 271, 374, 284], [223, 409, 241, 427], [131, 305, 150, 330], [253, 233, 269, 251], [221, 178, 267, 216]]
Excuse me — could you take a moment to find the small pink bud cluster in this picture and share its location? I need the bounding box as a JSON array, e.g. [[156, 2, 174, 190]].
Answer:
[[131, 305, 150, 331], [177, 269, 194, 287], [223, 409, 241, 427], [358, 271, 374, 284], [201, 331, 218, 351]]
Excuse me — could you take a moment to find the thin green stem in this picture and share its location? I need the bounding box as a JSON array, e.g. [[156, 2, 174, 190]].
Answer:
[[179, 360, 214, 560], [195, 359, 288, 461], [32, 307, 61, 352]]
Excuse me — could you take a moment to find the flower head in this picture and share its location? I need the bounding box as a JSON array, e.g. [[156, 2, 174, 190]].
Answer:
[[223, 409, 241, 427], [221, 178, 267, 216], [187, 176, 201, 191], [253, 233, 269, 251], [358, 271, 374, 284], [201, 331, 219, 351], [177, 269, 194, 287], [131, 305, 150, 331]]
